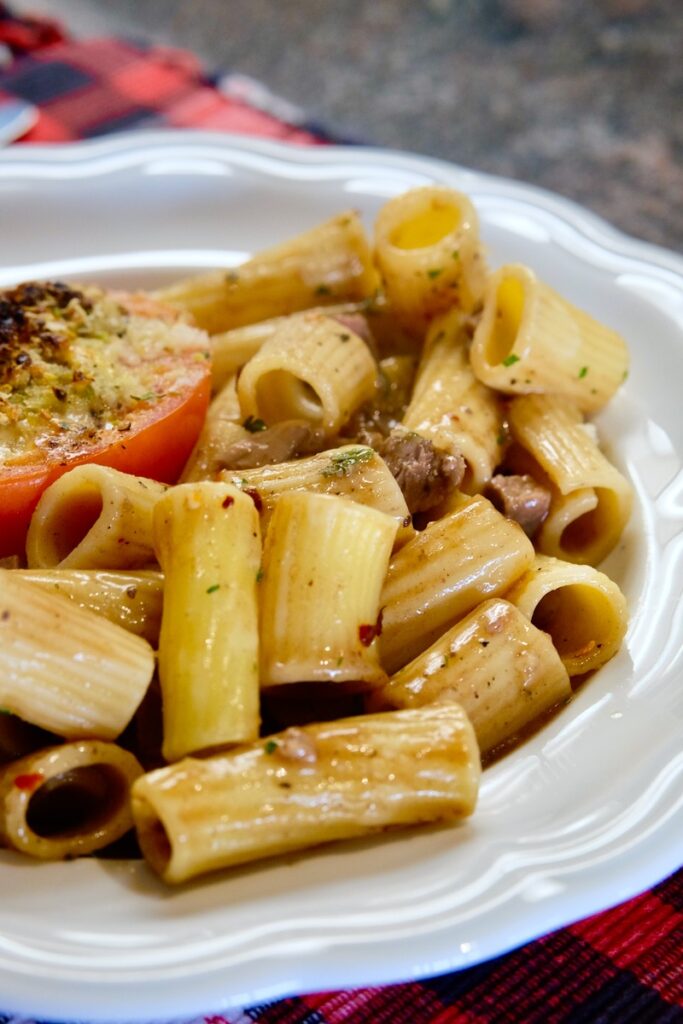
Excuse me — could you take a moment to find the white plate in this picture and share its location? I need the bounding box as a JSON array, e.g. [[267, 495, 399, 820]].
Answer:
[[0, 132, 681, 1023]]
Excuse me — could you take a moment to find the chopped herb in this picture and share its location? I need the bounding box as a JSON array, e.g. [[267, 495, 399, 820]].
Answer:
[[226, 270, 240, 284], [451, 249, 460, 259], [315, 284, 332, 296], [336, 655, 344, 667], [130, 392, 156, 403], [338, 333, 350, 342], [321, 447, 374, 478], [264, 740, 278, 755], [256, 568, 264, 583], [0, 707, 12, 715], [496, 431, 507, 446], [427, 268, 443, 279], [622, 368, 629, 381], [578, 366, 589, 379], [206, 583, 220, 594], [502, 354, 520, 367], [243, 415, 267, 433]]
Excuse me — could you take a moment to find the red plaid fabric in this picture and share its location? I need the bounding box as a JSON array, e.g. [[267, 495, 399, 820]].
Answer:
[[0, 4, 681, 1021]]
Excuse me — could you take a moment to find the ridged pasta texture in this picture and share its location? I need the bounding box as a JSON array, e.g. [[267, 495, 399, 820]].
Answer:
[[237, 312, 377, 435], [374, 186, 487, 334], [259, 491, 398, 689], [0, 569, 154, 739], [0, 741, 143, 860], [153, 482, 262, 761], [379, 493, 535, 673], [370, 598, 571, 756], [505, 554, 628, 676], [470, 263, 629, 412], [132, 704, 481, 883], [402, 309, 504, 492], [155, 211, 378, 334], [26, 464, 167, 570]]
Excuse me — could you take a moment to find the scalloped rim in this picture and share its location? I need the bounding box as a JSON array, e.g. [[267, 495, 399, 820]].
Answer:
[[0, 132, 681, 1022]]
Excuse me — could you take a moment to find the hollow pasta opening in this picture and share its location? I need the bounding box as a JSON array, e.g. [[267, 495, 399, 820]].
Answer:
[[134, 795, 172, 875], [26, 764, 128, 839], [255, 370, 323, 424], [485, 275, 525, 366], [559, 488, 615, 560], [390, 201, 461, 250], [531, 584, 610, 664], [41, 485, 103, 564]]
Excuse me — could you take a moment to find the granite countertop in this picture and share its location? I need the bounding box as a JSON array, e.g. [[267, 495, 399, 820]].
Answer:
[[12, 0, 683, 253]]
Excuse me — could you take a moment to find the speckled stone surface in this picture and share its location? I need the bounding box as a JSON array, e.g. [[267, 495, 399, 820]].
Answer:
[[11, 0, 683, 252]]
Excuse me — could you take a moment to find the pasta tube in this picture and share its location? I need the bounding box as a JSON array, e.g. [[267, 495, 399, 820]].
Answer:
[[220, 444, 414, 548], [402, 310, 505, 492], [26, 465, 167, 570], [132, 704, 480, 884], [180, 375, 249, 482], [369, 599, 571, 756], [154, 482, 262, 761], [379, 493, 535, 673], [156, 211, 377, 334], [237, 312, 377, 436], [210, 302, 365, 392], [0, 741, 142, 860], [374, 186, 487, 334], [15, 569, 163, 646], [259, 492, 398, 689], [470, 264, 629, 412], [508, 395, 632, 564], [0, 569, 154, 739], [505, 554, 628, 676]]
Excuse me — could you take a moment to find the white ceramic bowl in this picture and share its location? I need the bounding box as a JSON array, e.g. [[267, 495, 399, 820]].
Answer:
[[0, 133, 681, 1023]]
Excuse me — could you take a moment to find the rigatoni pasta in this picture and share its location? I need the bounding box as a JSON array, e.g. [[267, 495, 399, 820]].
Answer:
[[508, 394, 633, 564], [470, 263, 629, 411], [153, 482, 261, 761], [505, 554, 628, 676], [155, 211, 377, 333], [369, 599, 571, 757], [402, 310, 504, 492], [237, 312, 377, 435], [0, 741, 143, 860], [0, 569, 154, 740], [132, 704, 480, 884], [379, 493, 535, 673], [374, 186, 487, 333], [259, 492, 398, 690], [0, 184, 635, 888], [26, 464, 167, 570]]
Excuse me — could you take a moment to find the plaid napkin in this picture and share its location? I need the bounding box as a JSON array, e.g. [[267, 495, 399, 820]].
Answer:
[[0, 5, 681, 1022]]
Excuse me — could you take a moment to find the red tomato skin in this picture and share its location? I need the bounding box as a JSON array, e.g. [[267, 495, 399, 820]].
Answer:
[[0, 369, 210, 559]]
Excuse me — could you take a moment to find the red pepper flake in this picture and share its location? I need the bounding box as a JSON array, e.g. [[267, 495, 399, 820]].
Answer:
[[245, 488, 263, 512], [222, 495, 234, 509], [358, 608, 384, 647], [14, 772, 43, 792]]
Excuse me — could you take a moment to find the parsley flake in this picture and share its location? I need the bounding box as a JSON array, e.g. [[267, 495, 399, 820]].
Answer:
[[502, 354, 520, 367], [315, 284, 332, 296], [321, 447, 374, 478], [264, 740, 278, 755], [243, 415, 267, 433], [130, 392, 156, 403], [578, 366, 589, 379], [256, 568, 264, 583], [206, 584, 220, 594], [427, 268, 443, 279]]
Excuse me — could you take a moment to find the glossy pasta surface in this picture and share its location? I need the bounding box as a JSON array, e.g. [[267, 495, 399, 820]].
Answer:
[[0, 186, 632, 886]]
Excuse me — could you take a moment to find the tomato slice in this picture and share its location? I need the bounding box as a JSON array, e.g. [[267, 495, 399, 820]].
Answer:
[[0, 283, 211, 558]]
